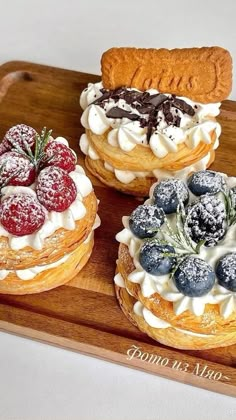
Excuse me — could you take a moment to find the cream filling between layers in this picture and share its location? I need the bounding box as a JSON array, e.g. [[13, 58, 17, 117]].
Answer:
[[0, 138, 93, 251], [0, 215, 101, 281], [115, 175, 236, 319], [114, 273, 213, 338], [80, 81, 221, 159], [80, 132, 215, 184]]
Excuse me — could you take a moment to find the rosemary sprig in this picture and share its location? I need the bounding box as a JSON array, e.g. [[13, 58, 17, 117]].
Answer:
[[223, 190, 236, 226], [0, 163, 21, 196], [161, 202, 204, 255], [8, 127, 53, 172]]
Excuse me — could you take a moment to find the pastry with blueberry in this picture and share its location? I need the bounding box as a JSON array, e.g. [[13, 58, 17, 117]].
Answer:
[[115, 169, 236, 350], [0, 124, 100, 294], [79, 47, 232, 196]]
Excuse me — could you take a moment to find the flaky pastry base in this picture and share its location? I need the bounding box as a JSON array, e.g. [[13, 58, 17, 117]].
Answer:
[[85, 150, 215, 197], [0, 234, 94, 295], [117, 244, 236, 337], [85, 156, 156, 196], [115, 283, 236, 350]]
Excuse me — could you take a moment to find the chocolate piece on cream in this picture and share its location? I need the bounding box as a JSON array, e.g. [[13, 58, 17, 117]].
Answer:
[[106, 107, 140, 120]]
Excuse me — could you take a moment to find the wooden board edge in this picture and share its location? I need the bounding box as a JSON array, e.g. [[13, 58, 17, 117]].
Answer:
[[0, 303, 235, 397]]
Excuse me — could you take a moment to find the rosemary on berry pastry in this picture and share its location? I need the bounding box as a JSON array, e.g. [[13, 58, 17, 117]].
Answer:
[[0, 124, 100, 294], [115, 169, 236, 350]]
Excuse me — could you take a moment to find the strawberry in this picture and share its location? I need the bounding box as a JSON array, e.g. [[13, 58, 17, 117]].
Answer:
[[36, 166, 77, 212], [0, 152, 36, 186], [44, 141, 77, 173], [0, 193, 46, 236], [2, 124, 37, 152]]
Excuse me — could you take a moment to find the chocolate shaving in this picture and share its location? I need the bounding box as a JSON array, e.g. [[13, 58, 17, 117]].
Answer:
[[106, 107, 140, 121], [162, 102, 174, 124], [172, 98, 195, 116], [145, 94, 168, 107], [175, 115, 181, 127], [93, 91, 111, 104], [146, 109, 157, 142], [136, 104, 155, 114], [91, 86, 196, 141], [123, 91, 144, 104]]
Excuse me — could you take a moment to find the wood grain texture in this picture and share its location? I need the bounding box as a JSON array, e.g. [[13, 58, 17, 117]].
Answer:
[[0, 61, 235, 396]]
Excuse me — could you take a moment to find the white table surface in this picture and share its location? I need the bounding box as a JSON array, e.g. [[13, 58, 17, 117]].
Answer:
[[0, 1, 236, 419]]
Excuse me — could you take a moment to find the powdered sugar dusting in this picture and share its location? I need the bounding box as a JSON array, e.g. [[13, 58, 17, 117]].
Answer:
[[0, 194, 45, 236], [36, 166, 77, 212], [45, 141, 77, 173], [174, 256, 215, 297], [3, 124, 37, 150], [0, 152, 35, 186], [188, 170, 225, 194], [185, 195, 226, 247]]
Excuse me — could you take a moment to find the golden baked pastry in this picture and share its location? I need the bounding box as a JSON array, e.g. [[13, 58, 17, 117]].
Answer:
[[80, 47, 231, 196], [101, 47, 232, 103], [115, 170, 236, 350], [0, 124, 100, 294]]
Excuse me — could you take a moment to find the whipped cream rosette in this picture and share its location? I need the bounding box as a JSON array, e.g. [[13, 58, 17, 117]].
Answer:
[[115, 170, 236, 350], [0, 124, 100, 294]]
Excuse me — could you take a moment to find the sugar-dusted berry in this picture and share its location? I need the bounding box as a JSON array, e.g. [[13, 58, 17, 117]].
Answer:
[[0, 193, 45, 236], [129, 204, 164, 239], [44, 141, 77, 173], [139, 241, 176, 275], [153, 179, 189, 214], [173, 256, 215, 297], [36, 166, 77, 212], [0, 152, 35, 186], [2, 124, 37, 152]]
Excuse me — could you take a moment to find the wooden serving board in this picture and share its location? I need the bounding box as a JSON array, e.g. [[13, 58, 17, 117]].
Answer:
[[0, 61, 235, 397]]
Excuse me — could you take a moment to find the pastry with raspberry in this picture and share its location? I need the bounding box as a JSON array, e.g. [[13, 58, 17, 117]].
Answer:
[[0, 125, 100, 294]]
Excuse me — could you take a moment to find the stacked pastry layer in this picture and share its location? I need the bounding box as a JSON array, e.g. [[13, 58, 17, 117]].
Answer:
[[0, 125, 100, 294], [115, 170, 236, 350]]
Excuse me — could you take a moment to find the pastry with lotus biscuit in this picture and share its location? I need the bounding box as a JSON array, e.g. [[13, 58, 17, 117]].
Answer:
[[115, 170, 236, 350], [0, 124, 100, 294], [79, 46, 232, 196]]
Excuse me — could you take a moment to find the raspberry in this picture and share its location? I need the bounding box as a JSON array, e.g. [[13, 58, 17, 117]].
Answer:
[[0, 194, 46, 236], [36, 166, 77, 212], [2, 124, 37, 152], [0, 152, 36, 186], [0, 142, 8, 156], [44, 141, 77, 173]]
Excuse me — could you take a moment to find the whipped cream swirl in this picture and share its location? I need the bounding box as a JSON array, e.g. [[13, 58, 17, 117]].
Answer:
[[80, 82, 221, 158]]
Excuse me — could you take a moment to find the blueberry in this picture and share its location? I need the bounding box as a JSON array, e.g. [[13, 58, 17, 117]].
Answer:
[[173, 256, 215, 297], [187, 170, 225, 196], [129, 204, 164, 239], [153, 179, 189, 214], [185, 195, 226, 247], [216, 253, 236, 292], [139, 241, 176, 275]]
